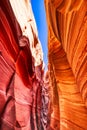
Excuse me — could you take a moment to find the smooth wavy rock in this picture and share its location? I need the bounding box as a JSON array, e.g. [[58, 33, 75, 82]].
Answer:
[[0, 0, 45, 129], [45, 0, 87, 130]]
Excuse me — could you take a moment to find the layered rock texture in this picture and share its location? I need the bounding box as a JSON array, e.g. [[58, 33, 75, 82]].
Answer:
[[1, 0, 87, 130], [0, 0, 46, 129], [45, 0, 87, 130]]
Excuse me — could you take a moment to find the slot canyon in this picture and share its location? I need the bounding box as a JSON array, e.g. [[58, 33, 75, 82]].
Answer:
[[0, 0, 87, 130]]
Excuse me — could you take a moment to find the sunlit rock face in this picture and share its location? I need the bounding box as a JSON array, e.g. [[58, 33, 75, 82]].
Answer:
[[0, 0, 45, 129], [45, 0, 87, 129]]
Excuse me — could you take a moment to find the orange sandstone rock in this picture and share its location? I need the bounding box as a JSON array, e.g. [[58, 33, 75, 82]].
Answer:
[[45, 0, 87, 129]]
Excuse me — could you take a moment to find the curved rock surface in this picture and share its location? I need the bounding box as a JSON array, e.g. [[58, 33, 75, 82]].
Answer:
[[0, 0, 45, 129], [45, 0, 87, 129], [1, 0, 87, 130]]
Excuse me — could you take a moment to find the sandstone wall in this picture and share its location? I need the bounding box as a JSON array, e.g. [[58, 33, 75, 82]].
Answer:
[[45, 0, 87, 129], [0, 0, 45, 129]]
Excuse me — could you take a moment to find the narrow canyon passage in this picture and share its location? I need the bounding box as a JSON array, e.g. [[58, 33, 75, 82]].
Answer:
[[0, 0, 87, 130]]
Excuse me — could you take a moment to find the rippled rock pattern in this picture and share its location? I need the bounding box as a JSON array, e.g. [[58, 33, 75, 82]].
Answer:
[[0, 0, 45, 129], [45, 0, 87, 130]]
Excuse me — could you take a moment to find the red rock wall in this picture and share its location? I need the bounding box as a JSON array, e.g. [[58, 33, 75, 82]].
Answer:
[[0, 0, 45, 129], [1, 0, 87, 129], [45, 0, 87, 130]]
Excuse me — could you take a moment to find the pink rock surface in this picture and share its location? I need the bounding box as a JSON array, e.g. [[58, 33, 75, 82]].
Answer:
[[0, 0, 46, 129]]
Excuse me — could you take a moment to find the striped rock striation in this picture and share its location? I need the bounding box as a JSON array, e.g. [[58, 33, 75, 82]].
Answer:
[[45, 0, 87, 130], [0, 0, 47, 129], [1, 0, 87, 130]]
